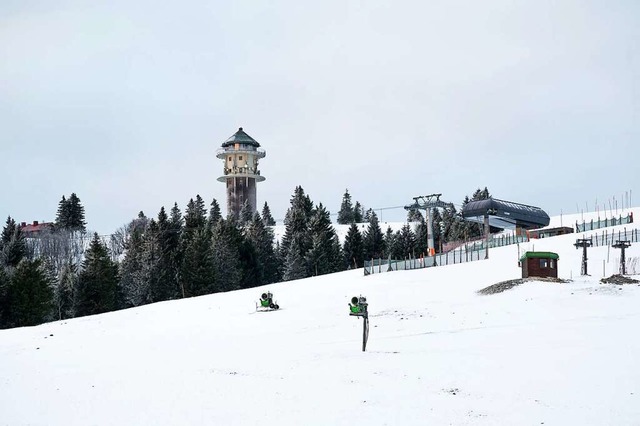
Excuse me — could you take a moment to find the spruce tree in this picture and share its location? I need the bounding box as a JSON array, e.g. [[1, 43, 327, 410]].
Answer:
[[211, 219, 242, 292], [120, 215, 151, 307], [337, 189, 355, 224], [208, 199, 222, 228], [239, 199, 254, 226], [55, 195, 68, 229], [395, 224, 417, 258], [407, 208, 424, 222], [75, 234, 119, 317], [441, 204, 460, 242], [54, 261, 77, 320], [168, 203, 185, 297], [184, 196, 207, 231], [363, 212, 384, 259], [353, 201, 364, 223], [282, 237, 307, 281], [0, 267, 9, 328], [180, 228, 216, 297], [1, 217, 26, 268], [343, 223, 364, 268], [385, 226, 401, 259], [67, 193, 87, 231], [152, 206, 180, 301], [245, 213, 279, 285], [306, 204, 342, 276], [262, 202, 276, 226], [2, 259, 54, 328], [280, 186, 313, 278]]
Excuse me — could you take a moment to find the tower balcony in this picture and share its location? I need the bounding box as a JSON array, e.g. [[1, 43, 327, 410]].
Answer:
[[217, 166, 266, 182], [216, 146, 266, 160]]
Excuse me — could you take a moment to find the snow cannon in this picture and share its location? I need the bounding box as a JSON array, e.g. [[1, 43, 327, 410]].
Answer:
[[349, 295, 370, 352], [349, 296, 367, 316], [257, 291, 279, 311]]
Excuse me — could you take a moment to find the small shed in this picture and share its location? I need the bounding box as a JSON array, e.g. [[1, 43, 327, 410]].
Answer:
[[519, 251, 559, 278]]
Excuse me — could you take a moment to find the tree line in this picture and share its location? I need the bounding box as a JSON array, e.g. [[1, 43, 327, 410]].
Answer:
[[0, 187, 491, 329]]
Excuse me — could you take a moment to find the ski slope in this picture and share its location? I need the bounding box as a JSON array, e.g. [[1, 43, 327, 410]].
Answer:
[[1, 209, 639, 425]]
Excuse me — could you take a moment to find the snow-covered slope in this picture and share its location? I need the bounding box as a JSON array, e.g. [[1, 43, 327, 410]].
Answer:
[[1, 210, 640, 425]]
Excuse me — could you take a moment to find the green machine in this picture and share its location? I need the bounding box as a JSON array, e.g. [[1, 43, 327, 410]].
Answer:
[[257, 291, 279, 311], [349, 296, 369, 351]]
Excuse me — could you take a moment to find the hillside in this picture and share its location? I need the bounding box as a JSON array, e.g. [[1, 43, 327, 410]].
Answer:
[[1, 209, 639, 425]]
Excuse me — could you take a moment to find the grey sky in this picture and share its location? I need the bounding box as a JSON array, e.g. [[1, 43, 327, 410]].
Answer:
[[1, 0, 638, 234]]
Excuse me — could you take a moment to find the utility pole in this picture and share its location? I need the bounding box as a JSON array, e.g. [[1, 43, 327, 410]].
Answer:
[[404, 194, 452, 266], [612, 240, 631, 275], [574, 238, 592, 275]]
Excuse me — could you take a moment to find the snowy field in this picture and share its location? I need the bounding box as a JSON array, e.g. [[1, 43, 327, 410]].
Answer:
[[1, 209, 640, 425]]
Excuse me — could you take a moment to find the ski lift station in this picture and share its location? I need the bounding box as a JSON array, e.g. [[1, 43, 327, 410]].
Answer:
[[461, 198, 550, 230]]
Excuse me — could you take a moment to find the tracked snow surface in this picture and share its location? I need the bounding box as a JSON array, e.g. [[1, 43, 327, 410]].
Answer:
[[1, 208, 639, 425]]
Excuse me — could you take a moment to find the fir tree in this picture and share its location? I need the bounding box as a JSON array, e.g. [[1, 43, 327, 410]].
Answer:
[[168, 203, 185, 297], [245, 213, 279, 285], [54, 261, 77, 320], [2, 259, 54, 328], [75, 234, 120, 317], [384, 226, 397, 258], [180, 228, 216, 297], [343, 223, 365, 268], [211, 219, 242, 292], [337, 189, 355, 224], [152, 206, 180, 301], [364, 208, 375, 222], [282, 237, 307, 281], [67, 193, 87, 231], [55, 194, 86, 232], [280, 186, 313, 278], [208, 199, 222, 228], [306, 204, 343, 276], [407, 208, 424, 222], [353, 201, 364, 223], [184, 195, 207, 231], [363, 212, 384, 259], [120, 215, 151, 307], [262, 202, 276, 226], [441, 204, 460, 242], [395, 224, 417, 258], [1, 217, 26, 268], [0, 267, 9, 327], [239, 199, 254, 226]]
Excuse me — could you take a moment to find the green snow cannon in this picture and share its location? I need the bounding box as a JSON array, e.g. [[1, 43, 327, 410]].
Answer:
[[349, 296, 368, 316], [259, 292, 279, 310]]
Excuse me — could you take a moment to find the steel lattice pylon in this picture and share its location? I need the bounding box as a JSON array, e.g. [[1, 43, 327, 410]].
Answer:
[[404, 194, 453, 266]]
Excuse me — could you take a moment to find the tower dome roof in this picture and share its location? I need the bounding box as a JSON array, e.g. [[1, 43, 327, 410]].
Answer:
[[221, 127, 260, 148]]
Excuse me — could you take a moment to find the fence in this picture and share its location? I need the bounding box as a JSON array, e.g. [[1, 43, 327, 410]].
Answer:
[[576, 213, 633, 232], [364, 232, 528, 275], [580, 227, 640, 247]]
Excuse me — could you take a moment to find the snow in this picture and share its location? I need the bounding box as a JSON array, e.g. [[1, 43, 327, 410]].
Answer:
[[2, 209, 640, 425]]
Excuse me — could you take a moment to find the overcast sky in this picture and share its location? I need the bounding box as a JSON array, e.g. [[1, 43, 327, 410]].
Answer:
[[1, 0, 638, 235]]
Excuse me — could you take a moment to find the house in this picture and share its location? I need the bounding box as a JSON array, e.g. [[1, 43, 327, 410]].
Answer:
[[519, 251, 559, 278], [18, 221, 54, 237]]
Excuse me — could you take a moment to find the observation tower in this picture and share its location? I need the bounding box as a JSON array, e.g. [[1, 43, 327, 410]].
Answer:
[[216, 127, 266, 219]]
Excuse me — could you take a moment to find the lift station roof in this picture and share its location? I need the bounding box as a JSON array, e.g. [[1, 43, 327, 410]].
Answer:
[[461, 198, 550, 230]]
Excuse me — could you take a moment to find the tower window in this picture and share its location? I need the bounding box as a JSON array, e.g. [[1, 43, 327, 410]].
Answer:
[[239, 156, 243, 160], [228, 156, 232, 162]]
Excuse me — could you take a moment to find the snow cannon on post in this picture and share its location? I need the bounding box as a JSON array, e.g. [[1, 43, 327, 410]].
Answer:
[[256, 291, 279, 312], [349, 296, 369, 351]]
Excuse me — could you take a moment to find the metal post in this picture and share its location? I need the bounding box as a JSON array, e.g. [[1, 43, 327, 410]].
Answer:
[[484, 214, 489, 259]]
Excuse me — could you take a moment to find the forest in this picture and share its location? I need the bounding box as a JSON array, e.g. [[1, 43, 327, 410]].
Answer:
[[0, 187, 491, 329]]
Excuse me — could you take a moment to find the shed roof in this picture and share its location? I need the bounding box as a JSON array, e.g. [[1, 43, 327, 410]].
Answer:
[[519, 251, 560, 261], [461, 198, 550, 229], [221, 127, 260, 148]]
